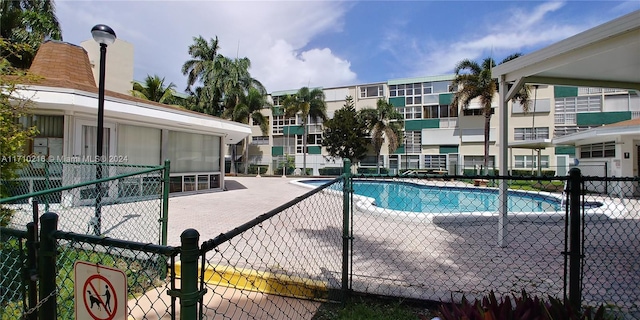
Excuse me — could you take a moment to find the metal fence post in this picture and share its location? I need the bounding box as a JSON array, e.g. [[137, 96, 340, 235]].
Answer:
[[568, 168, 582, 311], [38, 212, 58, 320], [341, 159, 352, 301], [180, 229, 200, 319], [25, 222, 37, 320], [44, 160, 50, 212], [161, 159, 171, 246]]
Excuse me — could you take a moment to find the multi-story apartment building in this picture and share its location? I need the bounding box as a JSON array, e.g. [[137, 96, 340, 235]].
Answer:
[[244, 76, 639, 177]]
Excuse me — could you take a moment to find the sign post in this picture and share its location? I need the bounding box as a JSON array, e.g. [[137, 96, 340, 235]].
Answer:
[[75, 261, 128, 320]]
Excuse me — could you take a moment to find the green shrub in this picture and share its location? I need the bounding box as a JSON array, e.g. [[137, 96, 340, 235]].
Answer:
[[248, 164, 269, 175], [318, 167, 343, 176], [357, 167, 389, 174], [439, 290, 608, 320], [510, 169, 556, 177]]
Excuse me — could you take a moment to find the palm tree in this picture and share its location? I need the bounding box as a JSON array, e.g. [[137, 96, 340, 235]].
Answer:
[[210, 55, 266, 174], [181, 36, 222, 115], [282, 87, 327, 175], [451, 55, 529, 174], [1, 0, 63, 68], [359, 98, 404, 174], [223, 87, 270, 174], [218, 56, 266, 110], [130, 75, 176, 104]]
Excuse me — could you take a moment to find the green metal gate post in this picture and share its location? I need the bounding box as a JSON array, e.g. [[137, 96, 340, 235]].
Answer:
[[26, 222, 37, 320], [341, 159, 352, 301], [38, 212, 58, 320], [161, 159, 171, 246], [568, 168, 582, 311], [180, 229, 201, 319]]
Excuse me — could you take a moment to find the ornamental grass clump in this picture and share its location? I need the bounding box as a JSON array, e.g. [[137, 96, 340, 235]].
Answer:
[[438, 290, 608, 320]]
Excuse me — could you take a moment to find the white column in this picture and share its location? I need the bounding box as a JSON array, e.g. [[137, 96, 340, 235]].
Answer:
[[498, 76, 510, 247]]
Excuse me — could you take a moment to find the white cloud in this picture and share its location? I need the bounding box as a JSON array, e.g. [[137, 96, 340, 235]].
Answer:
[[56, 1, 356, 93], [396, 1, 592, 77], [254, 40, 356, 91]]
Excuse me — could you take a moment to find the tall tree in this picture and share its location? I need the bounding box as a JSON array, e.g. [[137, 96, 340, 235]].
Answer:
[[451, 55, 529, 174], [218, 56, 266, 110], [359, 98, 404, 174], [214, 55, 266, 174], [322, 96, 369, 164], [0, 39, 38, 225], [282, 87, 327, 175], [130, 74, 176, 104], [181, 36, 222, 115], [224, 87, 270, 174], [1, 0, 62, 68]]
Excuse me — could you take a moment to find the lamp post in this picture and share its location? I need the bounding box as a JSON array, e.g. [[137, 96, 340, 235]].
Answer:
[[91, 24, 116, 235]]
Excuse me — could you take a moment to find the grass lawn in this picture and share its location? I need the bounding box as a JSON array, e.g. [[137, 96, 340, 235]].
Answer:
[[312, 295, 439, 320]]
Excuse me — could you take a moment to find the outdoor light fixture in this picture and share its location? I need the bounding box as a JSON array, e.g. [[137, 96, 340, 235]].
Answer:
[[91, 24, 117, 46], [92, 24, 116, 236]]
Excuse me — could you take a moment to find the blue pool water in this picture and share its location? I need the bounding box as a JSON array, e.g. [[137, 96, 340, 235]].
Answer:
[[300, 180, 562, 213]]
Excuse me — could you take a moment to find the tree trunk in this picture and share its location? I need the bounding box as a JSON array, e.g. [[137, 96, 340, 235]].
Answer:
[[243, 136, 249, 174], [484, 112, 491, 175], [302, 119, 307, 175], [230, 144, 237, 175]]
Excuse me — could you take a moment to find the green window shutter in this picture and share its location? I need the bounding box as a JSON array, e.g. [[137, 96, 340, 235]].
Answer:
[[405, 119, 439, 130], [439, 93, 453, 105], [576, 111, 631, 126], [389, 97, 405, 107], [439, 145, 459, 154], [555, 146, 575, 156], [284, 125, 305, 136], [554, 86, 578, 98], [272, 146, 284, 156], [307, 146, 322, 154]]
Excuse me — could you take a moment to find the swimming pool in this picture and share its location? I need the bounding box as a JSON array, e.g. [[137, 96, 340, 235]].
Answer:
[[298, 179, 562, 213]]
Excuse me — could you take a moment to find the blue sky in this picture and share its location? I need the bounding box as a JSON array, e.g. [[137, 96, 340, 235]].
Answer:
[[56, 1, 639, 93]]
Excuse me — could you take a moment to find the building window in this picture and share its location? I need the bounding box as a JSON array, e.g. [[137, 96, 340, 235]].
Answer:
[[463, 108, 494, 116], [389, 83, 421, 100], [251, 136, 269, 145], [405, 131, 421, 153], [580, 141, 615, 158], [514, 155, 549, 168], [423, 104, 457, 119], [272, 115, 296, 134], [359, 84, 384, 98], [272, 96, 283, 106], [399, 106, 422, 120], [514, 127, 549, 140], [464, 155, 495, 168], [554, 96, 602, 125], [554, 125, 596, 138], [296, 134, 322, 153], [424, 155, 447, 169]]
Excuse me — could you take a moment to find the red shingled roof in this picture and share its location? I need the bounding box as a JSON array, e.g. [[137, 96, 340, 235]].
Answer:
[[30, 40, 96, 87], [25, 40, 224, 119]]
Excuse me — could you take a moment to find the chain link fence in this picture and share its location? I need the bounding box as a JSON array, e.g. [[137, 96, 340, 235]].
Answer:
[[348, 174, 569, 303], [346, 173, 638, 315], [581, 177, 639, 312], [0, 227, 29, 319], [1, 162, 638, 319], [192, 170, 637, 318], [198, 178, 346, 319], [53, 229, 178, 319], [0, 213, 180, 320], [1, 160, 168, 244]]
